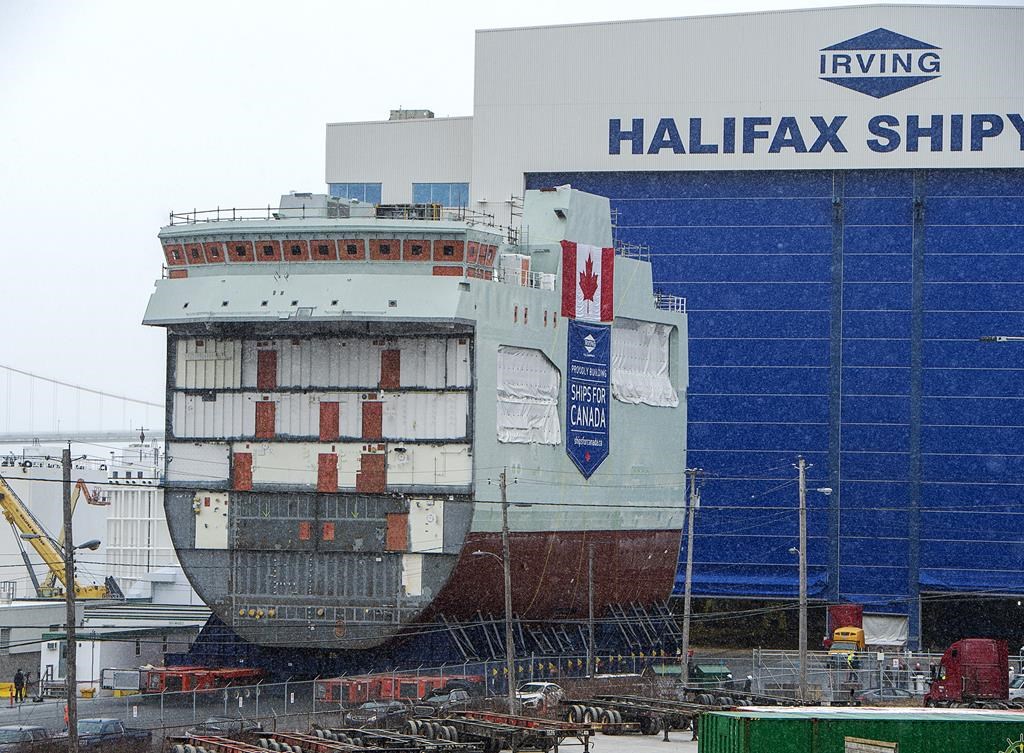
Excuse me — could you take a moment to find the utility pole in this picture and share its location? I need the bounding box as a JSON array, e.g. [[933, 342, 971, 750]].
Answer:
[[63, 445, 79, 753], [797, 456, 808, 703], [680, 467, 702, 686], [587, 542, 595, 677], [499, 468, 516, 714]]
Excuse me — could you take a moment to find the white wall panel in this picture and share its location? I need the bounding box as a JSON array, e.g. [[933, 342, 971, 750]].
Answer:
[[173, 393, 252, 438], [399, 339, 447, 388], [387, 444, 471, 487], [173, 390, 466, 440], [446, 338, 471, 387], [235, 442, 364, 487], [408, 498, 444, 553], [325, 117, 473, 204], [175, 339, 241, 389], [382, 393, 468, 439], [166, 442, 230, 484], [193, 491, 229, 549], [241, 339, 384, 388]]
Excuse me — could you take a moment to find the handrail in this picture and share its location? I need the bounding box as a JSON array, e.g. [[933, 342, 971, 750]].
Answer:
[[168, 204, 498, 227]]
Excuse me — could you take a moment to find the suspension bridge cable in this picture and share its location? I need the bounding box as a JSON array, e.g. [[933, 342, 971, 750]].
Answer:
[[0, 363, 162, 408]]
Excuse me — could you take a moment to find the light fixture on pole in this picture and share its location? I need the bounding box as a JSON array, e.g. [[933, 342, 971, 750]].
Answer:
[[792, 455, 832, 704], [473, 466, 516, 715], [680, 467, 703, 686], [19, 530, 100, 753]]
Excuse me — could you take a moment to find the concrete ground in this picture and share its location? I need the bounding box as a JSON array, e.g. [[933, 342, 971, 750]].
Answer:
[[579, 730, 699, 753]]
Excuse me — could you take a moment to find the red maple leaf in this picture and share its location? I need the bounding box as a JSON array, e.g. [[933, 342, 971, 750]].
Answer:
[[579, 253, 599, 301]]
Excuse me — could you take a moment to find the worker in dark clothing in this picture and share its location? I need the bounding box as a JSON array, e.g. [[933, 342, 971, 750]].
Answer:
[[691, 713, 699, 741], [12, 669, 25, 703]]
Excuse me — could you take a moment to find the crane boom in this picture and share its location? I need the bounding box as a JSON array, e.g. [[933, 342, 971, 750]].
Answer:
[[0, 474, 112, 599]]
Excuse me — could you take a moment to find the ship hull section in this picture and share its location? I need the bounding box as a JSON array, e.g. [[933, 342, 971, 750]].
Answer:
[[429, 528, 682, 620]]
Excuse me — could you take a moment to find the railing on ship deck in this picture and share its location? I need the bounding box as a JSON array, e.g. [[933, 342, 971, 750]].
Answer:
[[168, 203, 497, 227]]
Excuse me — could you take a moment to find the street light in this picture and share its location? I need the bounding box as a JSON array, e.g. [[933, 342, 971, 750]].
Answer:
[[21, 524, 100, 753], [472, 549, 516, 714], [793, 456, 834, 703]]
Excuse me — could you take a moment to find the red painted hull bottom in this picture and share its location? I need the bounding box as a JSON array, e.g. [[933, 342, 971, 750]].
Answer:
[[425, 529, 682, 621]]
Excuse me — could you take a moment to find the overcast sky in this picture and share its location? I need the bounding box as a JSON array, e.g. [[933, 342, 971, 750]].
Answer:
[[0, 0, 1008, 433]]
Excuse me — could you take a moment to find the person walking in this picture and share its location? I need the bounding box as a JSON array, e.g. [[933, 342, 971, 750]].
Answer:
[[12, 669, 24, 703]]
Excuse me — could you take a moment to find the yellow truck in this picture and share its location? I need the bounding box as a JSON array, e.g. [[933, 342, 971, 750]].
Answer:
[[828, 626, 865, 666]]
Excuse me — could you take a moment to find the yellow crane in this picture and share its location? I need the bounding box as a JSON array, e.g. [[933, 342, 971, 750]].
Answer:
[[0, 474, 120, 599]]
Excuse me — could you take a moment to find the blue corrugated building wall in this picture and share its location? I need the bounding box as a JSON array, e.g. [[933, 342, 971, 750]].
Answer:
[[528, 168, 1024, 645]]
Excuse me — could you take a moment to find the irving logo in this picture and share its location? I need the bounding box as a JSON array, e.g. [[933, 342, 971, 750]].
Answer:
[[819, 28, 941, 98]]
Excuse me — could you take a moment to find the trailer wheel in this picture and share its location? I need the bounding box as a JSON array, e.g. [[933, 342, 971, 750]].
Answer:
[[567, 704, 583, 723], [405, 720, 419, 735], [599, 709, 613, 733], [172, 746, 185, 753], [421, 722, 435, 739], [446, 725, 459, 742], [584, 706, 600, 723], [337, 735, 350, 745], [644, 716, 664, 735], [715, 696, 733, 707], [611, 710, 622, 725]]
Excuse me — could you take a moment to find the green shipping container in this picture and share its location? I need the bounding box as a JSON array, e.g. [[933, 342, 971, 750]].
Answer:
[[699, 707, 1024, 753]]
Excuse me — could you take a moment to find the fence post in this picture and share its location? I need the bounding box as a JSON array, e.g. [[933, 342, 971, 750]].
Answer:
[[192, 687, 196, 723], [160, 688, 165, 727], [255, 680, 261, 722]]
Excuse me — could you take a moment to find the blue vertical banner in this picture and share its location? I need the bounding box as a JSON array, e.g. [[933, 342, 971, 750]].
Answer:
[[566, 319, 611, 478]]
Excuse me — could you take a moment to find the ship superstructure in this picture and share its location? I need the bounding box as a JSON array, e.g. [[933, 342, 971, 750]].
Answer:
[[143, 187, 688, 650]]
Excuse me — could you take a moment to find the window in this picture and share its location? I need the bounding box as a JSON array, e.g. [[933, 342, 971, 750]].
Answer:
[[329, 183, 382, 204], [317, 244, 330, 257], [0, 628, 9, 655], [412, 183, 469, 207], [290, 244, 302, 257], [135, 640, 141, 656], [345, 243, 359, 256], [262, 245, 274, 257]]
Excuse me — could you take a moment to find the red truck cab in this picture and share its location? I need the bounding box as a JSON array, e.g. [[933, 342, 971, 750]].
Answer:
[[924, 638, 1008, 707]]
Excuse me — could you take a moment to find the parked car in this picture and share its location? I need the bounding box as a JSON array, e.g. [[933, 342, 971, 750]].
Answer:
[[515, 682, 564, 710], [186, 716, 263, 736], [58, 718, 152, 752], [345, 701, 410, 729], [414, 687, 474, 717], [854, 686, 914, 703], [1009, 675, 1024, 701], [0, 725, 52, 752]]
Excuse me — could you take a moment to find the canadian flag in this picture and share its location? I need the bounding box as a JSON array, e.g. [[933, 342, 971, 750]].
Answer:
[[561, 241, 614, 322]]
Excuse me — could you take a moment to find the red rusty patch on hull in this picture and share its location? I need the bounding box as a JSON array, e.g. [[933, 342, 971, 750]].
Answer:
[[425, 528, 681, 621]]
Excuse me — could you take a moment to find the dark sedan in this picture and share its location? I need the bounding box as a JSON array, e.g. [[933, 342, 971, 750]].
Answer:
[[0, 726, 51, 752], [345, 701, 410, 729]]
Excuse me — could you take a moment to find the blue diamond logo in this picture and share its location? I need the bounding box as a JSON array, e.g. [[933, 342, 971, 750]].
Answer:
[[819, 28, 941, 98]]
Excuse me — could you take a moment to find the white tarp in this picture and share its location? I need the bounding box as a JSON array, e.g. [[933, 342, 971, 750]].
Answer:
[[611, 319, 678, 407], [863, 614, 909, 647], [496, 346, 561, 444]]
